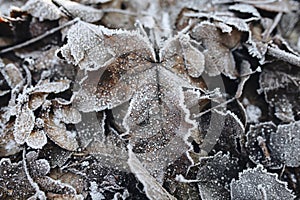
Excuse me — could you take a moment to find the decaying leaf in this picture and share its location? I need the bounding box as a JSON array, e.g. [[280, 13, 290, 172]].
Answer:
[[230, 165, 295, 200]]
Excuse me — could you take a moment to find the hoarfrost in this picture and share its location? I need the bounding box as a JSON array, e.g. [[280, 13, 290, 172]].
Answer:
[[230, 165, 295, 200], [22, 0, 62, 21]]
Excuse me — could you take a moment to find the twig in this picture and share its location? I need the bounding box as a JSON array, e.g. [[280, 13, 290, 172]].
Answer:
[[267, 46, 300, 67], [0, 18, 80, 55]]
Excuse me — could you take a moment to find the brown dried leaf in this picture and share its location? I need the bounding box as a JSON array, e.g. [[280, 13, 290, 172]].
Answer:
[[43, 115, 79, 151], [28, 93, 48, 111]]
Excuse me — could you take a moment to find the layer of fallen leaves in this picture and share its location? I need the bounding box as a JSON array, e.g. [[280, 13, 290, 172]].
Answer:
[[1, 0, 300, 199]]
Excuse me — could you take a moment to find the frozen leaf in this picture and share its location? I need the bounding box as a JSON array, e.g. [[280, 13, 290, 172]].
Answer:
[[39, 142, 72, 167], [32, 79, 71, 94], [43, 115, 79, 151], [54, 0, 103, 23], [127, 146, 177, 200], [0, 63, 24, 89], [230, 165, 295, 200], [80, 0, 111, 3], [0, 158, 36, 199], [26, 129, 47, 149], [53, 105, 82, 124], [28, 93, 48, 111], [59, 21, 201, 182], [59, 21, 155, 70], [196, 110, 245, 155], [245, 122, 282, 169], [13, 103, 35, 144], [22, 0, 62, 21], [259, 66, 300, 122], [270, 121, 300, 167], [161, 34, 205, 78], [0, 122, 22, 156], [190, 22, 239, 79], [253, 0, 299, 13], [229, 4, 261, 19], [197, 152, 241, 200]]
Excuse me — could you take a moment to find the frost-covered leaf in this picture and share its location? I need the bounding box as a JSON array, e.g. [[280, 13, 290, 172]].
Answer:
[[26, 129, 47, 149], [13, 103, 35, 144], [22, 0, 62, 21], [270, 121, 300, 167], [0, 158, 36, 199], [197, 152, 241, 200], [32, 79, 71, 94], [196, 110, 245, 155], [229, 4, 261, 19], [59, 21, 155, 70], [54, 0, 103, 23], [259, 66, 300, 122], [0, 121, 22, 156], [28, 93, 48, 111], [190, 21, 240, 79], [253, 0, 299, 13], [230, 165, 295, 200], [43, 115, 79, 151], [246, 122, 282, 169], [161, 34, 205, 78], [53, 105, 82, 124], [0, 63, 23, 89], [127, 147, 177, 200]]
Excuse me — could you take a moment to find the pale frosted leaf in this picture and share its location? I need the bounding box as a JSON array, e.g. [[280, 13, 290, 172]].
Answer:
[[53, 105, 82, 124], [54, 0, 103, 23], [270, 121, 300, 167], [197, 152, 240, 200], [26, 129, 47, 149], [32, 79, 71, 94], [230, 165, 295, 200], [253, 0, 299, 13], [80, 0, 111, 3], [1, 63, 23, 89], [13, 103, 35, 144], [191, 22, 238, 79], [21, 0, 62, 21], [0, 122, 22, 157], [127, 147, 177, 200], [44, 116, 79, 151], [229, 4, 261, 18], [59, 21, 155, 70]]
